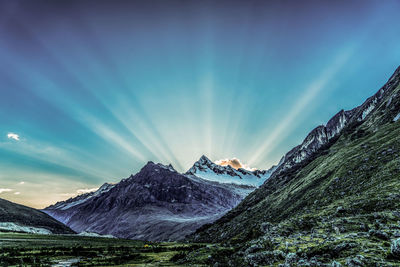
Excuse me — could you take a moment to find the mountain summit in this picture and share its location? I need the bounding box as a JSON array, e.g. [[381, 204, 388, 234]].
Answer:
[[186, 155, 276, 186]]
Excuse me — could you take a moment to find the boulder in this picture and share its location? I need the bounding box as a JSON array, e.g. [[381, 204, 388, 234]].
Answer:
[[391, 238, 400, 258], [345, 255, 365, 266]]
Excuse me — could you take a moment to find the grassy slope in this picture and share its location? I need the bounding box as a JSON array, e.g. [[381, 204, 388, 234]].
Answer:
[[183, 83, 400, 266]]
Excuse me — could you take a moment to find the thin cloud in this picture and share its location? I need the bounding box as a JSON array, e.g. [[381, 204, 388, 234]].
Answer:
[[0, 188, 12, 194], [18, 181, 25, 185], [14, 192, 20, 195], [7, 133, 20, 141], [76, 188, 98, 194], [216, 158, 256, 171], [59, 193, 76, 197]]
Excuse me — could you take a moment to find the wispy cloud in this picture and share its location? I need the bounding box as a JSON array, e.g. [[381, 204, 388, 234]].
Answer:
[[58, 187, 98, 198], [18, 181, 25, 185], [7, 133, 20, 141], [0, 188, 12, 194], [76, 188, 98, 194], [14, 192, 20, 195], [59, 193, 76, 197]]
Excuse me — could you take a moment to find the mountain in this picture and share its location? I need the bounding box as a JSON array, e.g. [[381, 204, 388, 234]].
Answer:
[[186, 155, 276, 186], [186, 66, 400, 266], [0, 198, 74, 235], [274, 67, 400, 175], [44, 161, 254, 241]]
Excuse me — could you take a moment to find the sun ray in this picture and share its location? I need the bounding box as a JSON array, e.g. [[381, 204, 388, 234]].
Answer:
[[248, 48, 354, 166]]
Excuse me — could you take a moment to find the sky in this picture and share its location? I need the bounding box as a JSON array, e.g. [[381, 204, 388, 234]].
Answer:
[[0, 0, 399, 208]]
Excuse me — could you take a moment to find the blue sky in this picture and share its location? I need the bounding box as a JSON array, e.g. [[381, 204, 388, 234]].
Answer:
[[0, 0, 399, 208]]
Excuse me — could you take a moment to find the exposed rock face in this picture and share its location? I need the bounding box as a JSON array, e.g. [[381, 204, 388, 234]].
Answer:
[[186, 155, 276, 186], [44, 161, 253, 241], [0, 198, 74, 234], [326, 109, 354, 139], [275, 66, 400, 174]]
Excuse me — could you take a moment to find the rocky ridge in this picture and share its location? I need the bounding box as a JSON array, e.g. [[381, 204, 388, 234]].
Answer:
[[274, 66, 400, 174]]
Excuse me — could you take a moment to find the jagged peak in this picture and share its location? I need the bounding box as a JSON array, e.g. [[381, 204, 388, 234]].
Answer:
[[199, 155, 213, 164], [144, 161, 155, 167], [309, 125, 326, 135], [140, 161, 176, 173]]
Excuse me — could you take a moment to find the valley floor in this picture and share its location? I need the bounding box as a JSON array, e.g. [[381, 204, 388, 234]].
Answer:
[[0, 232, 210, 266]]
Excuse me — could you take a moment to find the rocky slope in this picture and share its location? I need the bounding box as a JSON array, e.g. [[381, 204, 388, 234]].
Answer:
[[46, 182, 115, 211], [0, 198, 74, 235], [44, 162, 254, 241], [186, 155, 276, 186], [275, 67, 400, 175], [184, 66, 400, 266]]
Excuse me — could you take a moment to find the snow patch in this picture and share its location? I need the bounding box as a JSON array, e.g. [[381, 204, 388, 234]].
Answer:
[[56, 183, 115, 210], [394, 112, 400, 122], [360, 99, 377, 120], [0, 222, 52, 234], [192, 168, 265, 186], [78, 231, 115, 238], [187, 156, 274, 186]]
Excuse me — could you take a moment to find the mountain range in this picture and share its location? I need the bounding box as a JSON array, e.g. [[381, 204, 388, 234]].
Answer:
[[1, 153, 273, 241], [44, 160, 258, 241]]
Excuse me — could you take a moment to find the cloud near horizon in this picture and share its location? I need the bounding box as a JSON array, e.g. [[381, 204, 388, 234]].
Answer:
[[215, 158, 256, 171], [76, 188, 98, 194], [0, 188, 13, 194]]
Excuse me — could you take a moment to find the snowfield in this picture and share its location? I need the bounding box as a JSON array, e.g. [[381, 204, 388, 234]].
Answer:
[[0, 222, 52, 234], [78, 231, 115, 238]]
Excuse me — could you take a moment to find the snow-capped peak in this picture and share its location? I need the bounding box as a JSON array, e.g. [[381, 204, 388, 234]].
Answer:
[[186, 155, 275, 186]]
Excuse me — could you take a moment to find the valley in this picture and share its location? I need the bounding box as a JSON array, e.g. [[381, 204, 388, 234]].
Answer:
[[1, 1, 400, 266], [1, 66, 400, 266]]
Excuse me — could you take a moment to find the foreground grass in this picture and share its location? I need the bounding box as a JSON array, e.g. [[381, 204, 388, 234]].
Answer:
[[0, 232, 209, 266]]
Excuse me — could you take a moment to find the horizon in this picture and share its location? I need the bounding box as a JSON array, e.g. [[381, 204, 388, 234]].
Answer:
[[1, 0, 400, 208]]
